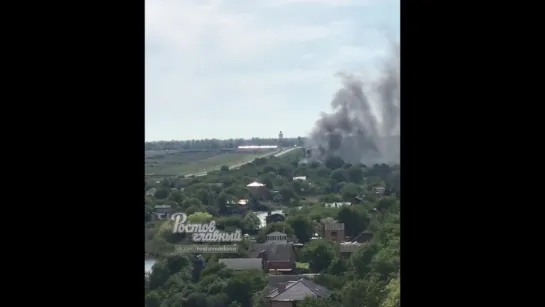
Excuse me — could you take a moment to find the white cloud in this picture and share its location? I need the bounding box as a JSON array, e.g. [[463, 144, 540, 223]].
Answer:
[[145, 0, 399, 140], [260, 0, 377, 7]]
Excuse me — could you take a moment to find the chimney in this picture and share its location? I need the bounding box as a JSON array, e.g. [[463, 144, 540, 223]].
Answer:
[[277, 282, 288, 293]]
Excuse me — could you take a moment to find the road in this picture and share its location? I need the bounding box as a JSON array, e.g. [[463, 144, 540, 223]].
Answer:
[[188, 146, 301, 177]]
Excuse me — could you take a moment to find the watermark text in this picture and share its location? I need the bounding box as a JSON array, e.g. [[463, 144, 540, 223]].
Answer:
[[171, 213, 242, 242], [175, 245, 239, 254]]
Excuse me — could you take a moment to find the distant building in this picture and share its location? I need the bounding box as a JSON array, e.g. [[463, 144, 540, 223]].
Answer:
[[263, 243, 296, 273], [340, 242, 362, 254], [151, 204, 173, 221], [292, 176, 306, 181], [324, 202, 351, 208], [374, 187, 386, 196], [353, 195, 364, 204], [322, 222, 345, 243], [267, 231, 288, 243], [267, 278, 331, 307], [146, 188, 157, 197]]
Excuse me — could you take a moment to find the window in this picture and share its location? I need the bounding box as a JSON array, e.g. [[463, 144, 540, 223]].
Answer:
[[331, 231, 337, 236]]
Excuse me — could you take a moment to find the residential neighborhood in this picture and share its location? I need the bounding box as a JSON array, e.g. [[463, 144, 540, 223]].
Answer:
[[145, 146, 400, 307]]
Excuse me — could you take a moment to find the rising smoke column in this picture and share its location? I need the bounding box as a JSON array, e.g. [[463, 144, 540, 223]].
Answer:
[[306, 43, 400, 165]]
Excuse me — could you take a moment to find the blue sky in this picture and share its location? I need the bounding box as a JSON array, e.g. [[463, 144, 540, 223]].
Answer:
[[145, 0, 399, 141]]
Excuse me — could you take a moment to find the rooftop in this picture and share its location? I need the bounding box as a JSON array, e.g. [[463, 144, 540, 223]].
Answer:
[[247, 182, 265, 187], [267, 278, 331, 301], [265, 243, 294, 261], [218, 258, 263, 270]]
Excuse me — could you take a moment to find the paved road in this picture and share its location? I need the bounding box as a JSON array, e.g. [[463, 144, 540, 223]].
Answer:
[[188, 147, 301, 177]]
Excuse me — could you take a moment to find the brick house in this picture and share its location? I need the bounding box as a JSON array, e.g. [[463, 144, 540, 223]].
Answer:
[[263, 243, 296, 273], [322, 222, 345, 243], [267, 278, 331, 307]]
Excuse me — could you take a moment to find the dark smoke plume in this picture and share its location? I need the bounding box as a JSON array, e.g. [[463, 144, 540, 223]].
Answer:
[[306, 43, 400, 165]]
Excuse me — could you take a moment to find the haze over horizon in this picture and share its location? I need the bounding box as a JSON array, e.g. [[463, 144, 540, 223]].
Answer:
[[145, 0, 399, 142]]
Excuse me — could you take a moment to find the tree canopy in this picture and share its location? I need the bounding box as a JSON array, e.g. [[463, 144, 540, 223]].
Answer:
[[145, 146, 399, 307]]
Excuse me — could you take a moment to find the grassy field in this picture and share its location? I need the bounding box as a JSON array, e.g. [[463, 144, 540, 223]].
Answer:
[[145, 149, 277, 177], [296, 262, 309, 269]]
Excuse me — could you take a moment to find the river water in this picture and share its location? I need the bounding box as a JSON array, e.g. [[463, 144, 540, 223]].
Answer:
[[145, 210, 284, 273]]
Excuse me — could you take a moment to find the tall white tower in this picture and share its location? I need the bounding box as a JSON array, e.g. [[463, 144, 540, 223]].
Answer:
[[278, 131, 283, 147]]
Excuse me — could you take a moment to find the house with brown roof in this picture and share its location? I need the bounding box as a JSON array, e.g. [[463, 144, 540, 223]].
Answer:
[[322, 222, 345, 243], [267, 278, 331, 307], [263, 243, 296, 273]]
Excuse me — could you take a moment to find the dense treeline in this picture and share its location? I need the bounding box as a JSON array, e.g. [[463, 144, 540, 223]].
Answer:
[[145, 148, 400, 307], [145, 137, 306, 151]]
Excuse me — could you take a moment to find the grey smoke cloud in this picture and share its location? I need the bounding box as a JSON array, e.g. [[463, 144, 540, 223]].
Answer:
[[306, 43, 400, 165]]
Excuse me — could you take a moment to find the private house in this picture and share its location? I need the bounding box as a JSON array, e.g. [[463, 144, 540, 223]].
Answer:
[[340, 242, 362, 255], [218, 258, 263, 271], [263, 243, 296, 273], [322, 222, 345, 243], [151, 204, 173, 221], [267, 231, 288, 243], [267, 278, 331, 307], [353, 195, 364, 204], [374, 187, 385, 196], [339, 231, 373, 255], [146, 188, 157, 197], [324, 202, 351, 208], [267, 275, 308, 290]]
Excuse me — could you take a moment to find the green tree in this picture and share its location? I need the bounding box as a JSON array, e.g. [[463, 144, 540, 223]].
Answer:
[[337, 206, 369, 238], [302, 240, 335, 273], [155, 187, 170, 199], [145, 291, 161, 307], [340, 183, 362, 200], [380, 277, 400, 307], [347, 166, 364, 183], [244, 212, 261, 230], [225, 271, 266, 307], [286, 215, 313, 243], [330, 169, 347, 183], [188, 212, 213, 223], [341, 278, 385, 307]]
